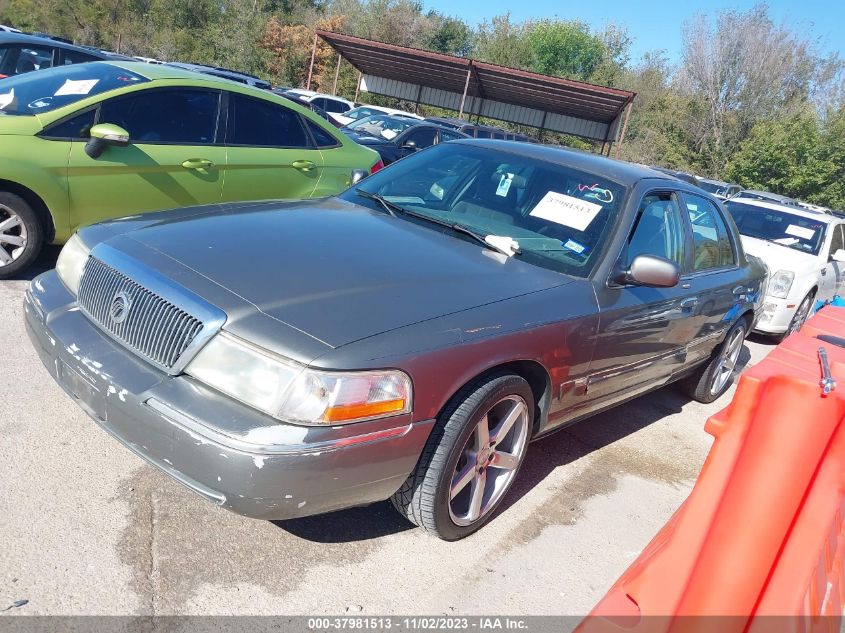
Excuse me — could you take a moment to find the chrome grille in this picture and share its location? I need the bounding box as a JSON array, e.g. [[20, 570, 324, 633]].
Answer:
[[78, 257, 205, 370]]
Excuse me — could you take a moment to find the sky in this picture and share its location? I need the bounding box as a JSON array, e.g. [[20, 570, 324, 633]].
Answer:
[[421, 0, 845, 65]]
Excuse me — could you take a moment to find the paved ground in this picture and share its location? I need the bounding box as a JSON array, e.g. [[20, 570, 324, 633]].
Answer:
[[0, 247, 774, 616]]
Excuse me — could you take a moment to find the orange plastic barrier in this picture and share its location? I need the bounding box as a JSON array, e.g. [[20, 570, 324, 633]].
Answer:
[[579, 307, 845, 633]]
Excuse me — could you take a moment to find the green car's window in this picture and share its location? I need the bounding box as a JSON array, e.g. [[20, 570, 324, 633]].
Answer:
[[304, 118, 340, 148], [227, 93, 309, 148], [42, 109, 96, 139], [344, 143, 628, 278], [0, 62, 149, 115], [99, 88, 219, 145]]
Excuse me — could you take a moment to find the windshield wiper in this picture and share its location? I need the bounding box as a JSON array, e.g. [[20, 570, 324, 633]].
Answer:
[[355, 189, 399, 217], [355, 189, 519, 256]]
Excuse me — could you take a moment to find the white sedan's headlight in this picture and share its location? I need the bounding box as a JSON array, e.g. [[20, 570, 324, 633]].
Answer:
[[186, 332, 412, 425], [55, 233, 90, 294], [769, 270, 795, 299]]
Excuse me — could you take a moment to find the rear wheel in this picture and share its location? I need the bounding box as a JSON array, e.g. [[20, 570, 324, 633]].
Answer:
[[0, 192, 43, 279], [390, 372, 533, 540], [679, 319, 747, 404]]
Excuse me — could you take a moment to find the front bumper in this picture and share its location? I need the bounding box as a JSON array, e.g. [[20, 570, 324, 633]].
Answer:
[[753, 296, 797, 335], [24, 271, 435, 520]]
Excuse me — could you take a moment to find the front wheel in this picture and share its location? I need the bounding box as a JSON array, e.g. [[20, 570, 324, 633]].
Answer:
[[777, 292, 814, 341], [390, 372, 534, 540], [679, 319, 748, 404]]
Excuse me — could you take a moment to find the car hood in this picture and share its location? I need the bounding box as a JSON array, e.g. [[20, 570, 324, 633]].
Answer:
[[740, 235, 819, 273], [103, 198, 572, 352]]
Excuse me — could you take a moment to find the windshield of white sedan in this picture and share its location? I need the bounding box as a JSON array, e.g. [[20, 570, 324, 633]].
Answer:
[[346, 114, 416, 140], [345, 144, 626, 277], [0, 63, 149, 115], [727, 201, 826, 255]]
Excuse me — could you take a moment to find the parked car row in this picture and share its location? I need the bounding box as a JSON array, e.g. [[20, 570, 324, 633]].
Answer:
[[6, 42, 836, 542]]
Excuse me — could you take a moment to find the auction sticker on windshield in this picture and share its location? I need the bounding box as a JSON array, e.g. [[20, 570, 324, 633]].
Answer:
[[54, 79, 99, 96], [529, 191, 603, 232], [785, 224, 815, 240]]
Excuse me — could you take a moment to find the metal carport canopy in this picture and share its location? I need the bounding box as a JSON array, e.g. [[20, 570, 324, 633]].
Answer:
[[316, 30, 635, 144]]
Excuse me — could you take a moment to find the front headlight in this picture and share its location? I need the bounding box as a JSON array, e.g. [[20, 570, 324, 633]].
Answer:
[[769, 270, 795, 299], [186, 332, 412, 425], [55, 233, 90, 295]]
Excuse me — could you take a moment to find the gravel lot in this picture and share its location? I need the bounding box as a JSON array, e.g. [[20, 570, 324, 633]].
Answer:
[[0, 247, 773, 616]]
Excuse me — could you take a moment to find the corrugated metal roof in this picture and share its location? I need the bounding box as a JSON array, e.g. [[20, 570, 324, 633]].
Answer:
[[317, 30, 635, 141]]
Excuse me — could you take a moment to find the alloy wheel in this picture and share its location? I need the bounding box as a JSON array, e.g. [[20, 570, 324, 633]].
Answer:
[[710, 326, 745, 396], [448, 394, 530, 527], [0, 204, 28, 268], [788, 297, 811, 336]]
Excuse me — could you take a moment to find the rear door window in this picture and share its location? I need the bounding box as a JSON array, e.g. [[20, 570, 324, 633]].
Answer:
[[684, 193, 736, 270], [60, 49, 101, 65], [99, 88, 219, 144], [227, 93, 309, 148]]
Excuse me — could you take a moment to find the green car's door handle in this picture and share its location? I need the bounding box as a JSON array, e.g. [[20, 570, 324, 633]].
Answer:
[[292, 160, 316, 172], [181, 158, 215, 170]]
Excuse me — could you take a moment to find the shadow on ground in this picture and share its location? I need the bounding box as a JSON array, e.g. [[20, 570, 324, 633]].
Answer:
[[9, 244, 61, 281]]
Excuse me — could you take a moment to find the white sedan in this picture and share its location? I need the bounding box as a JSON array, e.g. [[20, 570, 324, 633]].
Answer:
[[329, 104, 422, 127], [726, 198, 845, 338]]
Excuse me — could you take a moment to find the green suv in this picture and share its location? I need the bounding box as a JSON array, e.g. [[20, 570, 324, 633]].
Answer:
[[0, 61, 381, 277]]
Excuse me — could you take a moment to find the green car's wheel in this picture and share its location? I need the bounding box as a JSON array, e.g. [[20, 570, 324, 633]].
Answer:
[[0, 192, 43, 280]]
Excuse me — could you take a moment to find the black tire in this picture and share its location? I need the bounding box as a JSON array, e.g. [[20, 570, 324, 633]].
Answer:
[[774, 292, 814, 342], [0, 191, 44, 279], [678, 318, 748, 404], [390, 372, 534, 540]]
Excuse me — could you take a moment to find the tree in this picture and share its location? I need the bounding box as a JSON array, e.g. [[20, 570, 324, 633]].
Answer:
[[525, 19, 607, 81], [677, 4, 823, 174], [424, 12, 471, 56], [473, 14, 532, 69]]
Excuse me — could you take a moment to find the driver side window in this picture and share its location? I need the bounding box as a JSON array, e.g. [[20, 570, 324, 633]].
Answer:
[[626, 192, 686, 268]]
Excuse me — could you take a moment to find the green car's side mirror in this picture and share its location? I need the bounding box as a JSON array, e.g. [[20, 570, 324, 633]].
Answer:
[[85, 123, 130, 159]]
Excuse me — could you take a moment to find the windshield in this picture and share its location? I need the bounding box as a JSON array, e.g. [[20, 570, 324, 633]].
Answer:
[[346, 114, 416, 140], [0, 63, 148, 115], [341, 143, 627, 277], [727, 200, 827, 255]]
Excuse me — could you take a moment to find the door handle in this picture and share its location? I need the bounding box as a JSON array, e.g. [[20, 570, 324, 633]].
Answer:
[[292, 160, 316, 172], [732, 285, 746, 295], [821, 268, 828, 276], [680, 297, 699, 309], [181, 158, 214, 170]]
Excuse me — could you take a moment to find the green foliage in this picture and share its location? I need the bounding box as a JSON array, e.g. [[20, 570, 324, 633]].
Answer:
[[424, 12, 471, 56], [725, 107, 845, 210], [526, 19, 606, 81]]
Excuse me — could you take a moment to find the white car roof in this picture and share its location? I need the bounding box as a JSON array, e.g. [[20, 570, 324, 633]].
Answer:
[[353, 104, 422, 118], [729, 197, 837, 224]]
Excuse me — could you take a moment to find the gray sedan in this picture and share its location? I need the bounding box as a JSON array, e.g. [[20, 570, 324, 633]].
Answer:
[[25, 141, 766, 540]]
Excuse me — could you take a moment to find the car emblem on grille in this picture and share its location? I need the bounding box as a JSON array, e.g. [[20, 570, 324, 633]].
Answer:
[[109, 291, 132, 324]]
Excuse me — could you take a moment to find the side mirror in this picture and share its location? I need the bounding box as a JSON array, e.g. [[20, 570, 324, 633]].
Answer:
[[402, 140, 417, 150], [832, 249, 845, 263], [350, 169, 369, 185], [615, 254, 680, 288], [85, 123, 130, 159]]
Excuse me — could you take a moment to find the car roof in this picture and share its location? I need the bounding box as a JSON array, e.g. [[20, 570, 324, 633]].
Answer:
[[0, 32, 129, 58], [726, 197, 836, 223], [450, 139, 686, 186]]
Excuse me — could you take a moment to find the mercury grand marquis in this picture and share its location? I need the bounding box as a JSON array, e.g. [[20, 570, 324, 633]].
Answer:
[[25, 140, 766, 540]]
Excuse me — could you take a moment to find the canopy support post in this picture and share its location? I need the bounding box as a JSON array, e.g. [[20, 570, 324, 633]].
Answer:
[[332, 54, 342, 95], [306, 32, 318, 90], [614, 101, 633, 158], [354, 71, 363, 102], [458, 64, 472, 119]]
